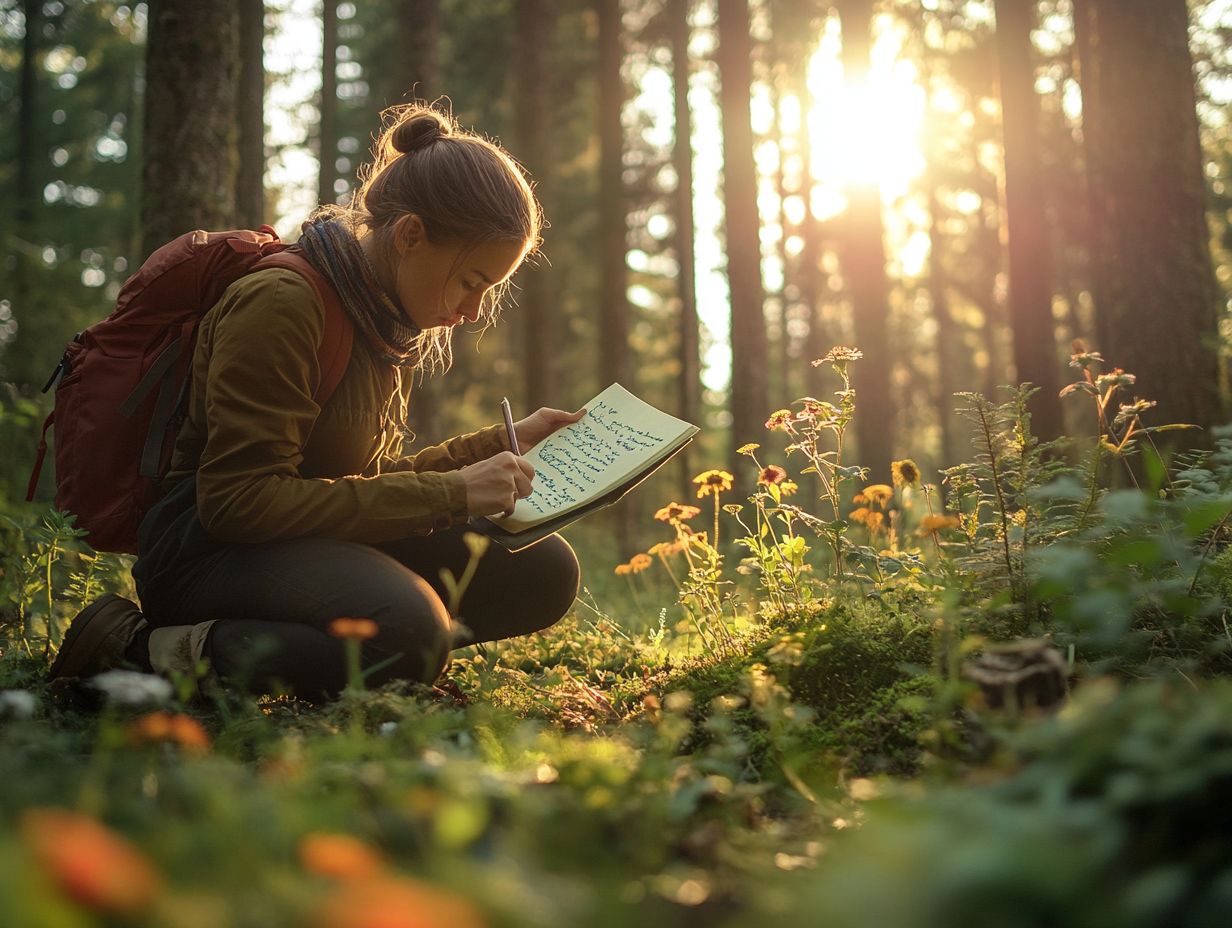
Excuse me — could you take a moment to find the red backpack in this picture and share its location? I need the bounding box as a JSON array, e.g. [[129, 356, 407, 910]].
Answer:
[[25, 226, 354, 554]]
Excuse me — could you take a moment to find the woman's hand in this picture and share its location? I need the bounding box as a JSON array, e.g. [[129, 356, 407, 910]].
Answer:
[[513, 407, 586, 451], [459, 452, 536, 517]]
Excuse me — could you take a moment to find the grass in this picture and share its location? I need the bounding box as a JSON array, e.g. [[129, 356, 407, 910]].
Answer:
[[4, 351, 1232, 926]]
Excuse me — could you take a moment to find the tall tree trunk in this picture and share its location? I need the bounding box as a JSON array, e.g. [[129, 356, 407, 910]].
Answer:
[[717, 0, 768, 461], [670, 0, 700, 480], [1073, 0, 1224, 436], [395, 0, 441, 102], [141, 0, 241, 258], [835, 0, 893, 480], [390, 0, 443, 440], [515, 0, 558, 412], [318, 0, 338, 208], [236, 0, 266, 226], [992, 0, 1064, 441], [597, 0, 630, 391], [15, 0, 42, 315]]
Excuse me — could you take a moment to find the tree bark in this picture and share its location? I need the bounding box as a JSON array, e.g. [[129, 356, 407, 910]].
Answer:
[[515, 0, 558, 412], [717, 0, 768, 460], [141, 0, 241, 258], [992, 0, 1064, 441], [395, 0, 441, 102], [597, 0, 631, 391], [835, 0, 893, 480], [236, 0, 266, 227], [1072, 0, 1224, 436], [669, 0, 700, 478], [318, 0, 338, 208]]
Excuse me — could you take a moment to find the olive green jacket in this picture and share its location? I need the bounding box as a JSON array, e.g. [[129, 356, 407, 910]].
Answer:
[[166, 268, 506, 544]]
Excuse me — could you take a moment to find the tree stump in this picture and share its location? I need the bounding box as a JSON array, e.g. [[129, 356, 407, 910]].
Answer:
[[962, 639, 1068, 713]]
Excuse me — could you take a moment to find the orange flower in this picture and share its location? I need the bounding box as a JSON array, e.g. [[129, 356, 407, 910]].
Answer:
[[614, 563, 633, 576], [862, 484, 894, 507], [692, 470, 734, 498], [316, 876, 487, 928], [126, 712, 211, 753], [654, 502, 701, 523], [299, 832, 385, 882], [629, 553, 653, 573], [919, 514, 961, 535], [758, 465, 788, 486], [328, 617, 379, 640], [21, 808, 159, 913]]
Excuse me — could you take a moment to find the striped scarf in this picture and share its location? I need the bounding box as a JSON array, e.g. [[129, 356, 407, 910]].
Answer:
[[297, 217, 422, 366]]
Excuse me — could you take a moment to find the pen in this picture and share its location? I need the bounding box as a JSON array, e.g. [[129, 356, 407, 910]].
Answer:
[[501, 396, 521, 455]]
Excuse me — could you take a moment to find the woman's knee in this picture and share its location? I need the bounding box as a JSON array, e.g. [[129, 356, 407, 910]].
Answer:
[[363, 572, 453, 684]]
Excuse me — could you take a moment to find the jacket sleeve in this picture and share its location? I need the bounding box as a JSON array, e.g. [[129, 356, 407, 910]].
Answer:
[[385, 424, 510, 474], [194, 271, 470, 544]]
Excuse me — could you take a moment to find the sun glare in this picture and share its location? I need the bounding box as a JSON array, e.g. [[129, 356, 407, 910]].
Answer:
[[807, 15, 927, 214]]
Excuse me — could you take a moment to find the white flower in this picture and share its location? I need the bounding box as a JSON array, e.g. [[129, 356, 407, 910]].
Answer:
[[379, 721, 398, 736], [0, 689, 37, 720], [91, 670, 173, 707]]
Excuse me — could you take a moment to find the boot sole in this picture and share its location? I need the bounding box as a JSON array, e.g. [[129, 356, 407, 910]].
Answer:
[[47, 594, 136, 680]]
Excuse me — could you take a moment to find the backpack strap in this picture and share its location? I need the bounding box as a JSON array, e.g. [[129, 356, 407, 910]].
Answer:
[[252, 252, 354, 407]]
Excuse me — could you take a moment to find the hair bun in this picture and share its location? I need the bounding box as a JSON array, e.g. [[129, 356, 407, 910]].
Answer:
[[391, 112, 451, 154]]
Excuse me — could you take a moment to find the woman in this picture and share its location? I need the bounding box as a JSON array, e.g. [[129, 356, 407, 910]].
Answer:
[[50, 104, 584, 701]]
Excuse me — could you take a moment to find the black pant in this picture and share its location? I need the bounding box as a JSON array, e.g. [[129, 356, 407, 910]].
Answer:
[[139, 527, 579, 700]]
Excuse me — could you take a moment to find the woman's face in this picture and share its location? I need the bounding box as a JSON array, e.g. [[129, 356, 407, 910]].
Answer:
[[388, 215, 526, 331]]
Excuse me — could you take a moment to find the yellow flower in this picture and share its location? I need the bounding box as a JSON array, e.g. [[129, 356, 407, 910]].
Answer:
[[328, 617, 379, 640], [629, 553, 653, 573], [919, 514, 962, 535], [891, 459, 921, 488], [736, 443, 760, 456], [851, 491, 868, 505], [764, 409, 793, 431], [693, 469, 734, 498], [654, 502, 701, 523], [614, 563, 633, 576], [862, 484, 894, 507], [779, 480, 798, 497]]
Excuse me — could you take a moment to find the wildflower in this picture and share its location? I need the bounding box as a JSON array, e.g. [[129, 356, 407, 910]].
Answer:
[[126, 712, 211, 753], [795, 399, 838, 423], [316, 875, 487, 928], [779, 480, 798, 497], [21, 807, 160, 914], [736, 443, 761, 456], [758, 465, 788, 486], [1094, 368, 1136, 392], [648, 542, 671, 556], [91, 670, 173, 708], [0, 689, 36, 719], [918, 514, 962, 535], [654, 502, 701, 523], [693, 469, 734, 498], [614, 563, 633, 576], [850, 506, 872, 525], [1114, 399, 1157, 427], [891, 459, 921, 488], [765, 409, 793, 431], [328, 617, 379, 640], [814, 346, 864, 366], [629, 553, 653, 574], [851, 492, 868, 505], [862, 484, 894, 507], [1068, 340, 1105, 371], [299, 832, 385, 882]]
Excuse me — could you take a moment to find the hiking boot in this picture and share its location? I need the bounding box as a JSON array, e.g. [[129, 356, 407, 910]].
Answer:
[[48, 594, 148, 680]]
